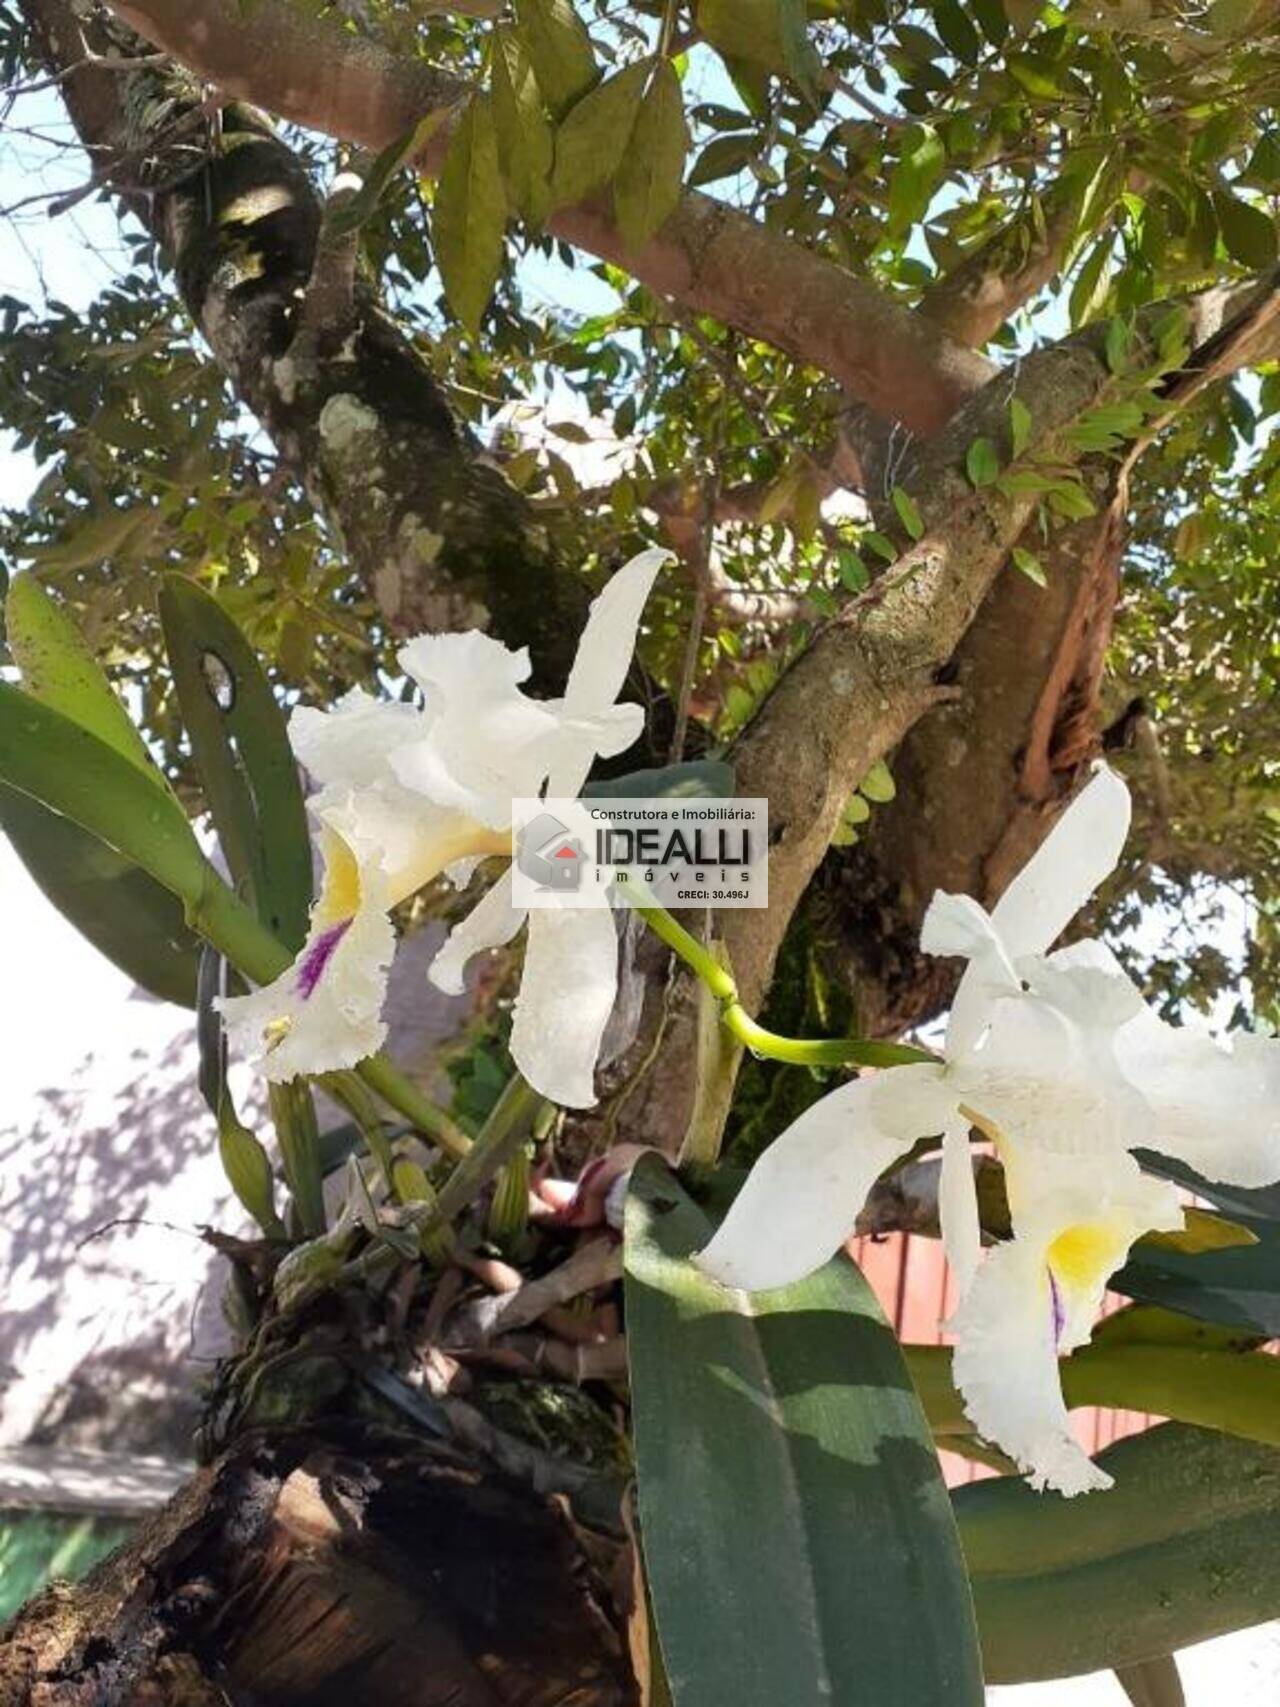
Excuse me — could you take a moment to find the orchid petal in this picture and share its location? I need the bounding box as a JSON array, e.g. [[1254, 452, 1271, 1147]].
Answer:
[[955, 987, 1155, 1159], [1115, 1015, 1280, 1188], [940, 1117, 982, 1298], [510, 901, 620, 1108], [923, 892, 1021, 1057], [428, 866, 525, 996], [290, 688, 420, 789], [1023, 938, 1148, 1031], [548, 550, 666, 797], [865, 1061, 954, 1142], [952, 1151, 1180, 1496], [316, 783, 505, 910], [562, 547, 669, 718], [398, 628, 532, 700], [989, 763, 1131, 960], [391, 631, 560, 827], [696, 1078, 916, 1292]]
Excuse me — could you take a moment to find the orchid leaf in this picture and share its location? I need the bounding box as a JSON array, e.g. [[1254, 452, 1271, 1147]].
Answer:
[[1140, 1206, 1258, 1255], [1, 579, 198, 1004], [959, 1425, 1280, 1683], [1114, 1207, 1280, 1336], [624, 1157, 983, 1707], [1137, 1149, 1280, 1224], [5, 576, 156, 777], [0, 682, 208, 905], [0, 786, 198, 1006], [160, 576, 311, 951]]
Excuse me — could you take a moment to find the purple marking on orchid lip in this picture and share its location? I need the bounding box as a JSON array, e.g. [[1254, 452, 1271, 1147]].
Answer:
[[1048, 1269, 1066, 1348], [295, 918, 352, 1000]]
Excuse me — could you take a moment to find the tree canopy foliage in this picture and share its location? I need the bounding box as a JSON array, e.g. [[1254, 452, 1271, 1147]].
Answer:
[[3, 0, 1278, 1035]]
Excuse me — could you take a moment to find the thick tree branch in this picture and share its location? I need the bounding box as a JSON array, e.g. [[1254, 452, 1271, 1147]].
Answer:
[[920, 181, 1083, 348], [102, 0, 996, 434], [28, 0, 591, 684]]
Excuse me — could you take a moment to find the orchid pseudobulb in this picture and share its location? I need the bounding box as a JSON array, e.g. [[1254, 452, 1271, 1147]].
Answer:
[[696, 766, 1280, 1495], [219, 547, 667, 1108]]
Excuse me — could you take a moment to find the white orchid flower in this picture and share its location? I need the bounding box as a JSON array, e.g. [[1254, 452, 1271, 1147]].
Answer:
[[219, 548, 667, 1105], [697, 764, 1280, 1495]]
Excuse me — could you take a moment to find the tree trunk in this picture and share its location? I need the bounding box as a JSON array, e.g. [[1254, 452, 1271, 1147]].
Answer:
[[0, 1432, 637, 1705]]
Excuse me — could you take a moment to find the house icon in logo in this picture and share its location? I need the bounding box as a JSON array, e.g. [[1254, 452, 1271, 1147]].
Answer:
[[516, 812, 587, 891]]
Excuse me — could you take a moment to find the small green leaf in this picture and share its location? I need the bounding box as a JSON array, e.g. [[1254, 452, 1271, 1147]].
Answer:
[[965, 435, 1000, 487], [325, 111, 450, 240], [836, 549, 868, 591], [688, 133, 756, 189], [863, 530, 898, 562], [1011, 544, 1047, 586], [887, 122, 945, 238], [514, 0, 598, 118], [1006, 52, 1063, 100], [697, 0, 819, 94], [434, 96, 508, 336], [859, 758, 896, 802], [934, 0, 981, 63], [1213, 188, 1278, 269], [550, 62, 649, 211], [1008, 395, 1032, 458], [891, 484, 925, 539], [1046, 479, 1097, 520], [614, 61, 689, 248], [1105, 315, 1132, 374], [625, 1159, 983, 1707], [1069, 232, 1112, 329], [491, 26, 554, 226]]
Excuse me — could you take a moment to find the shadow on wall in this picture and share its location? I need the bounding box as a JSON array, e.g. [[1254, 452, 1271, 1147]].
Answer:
[[0, 916, 472, 1457]]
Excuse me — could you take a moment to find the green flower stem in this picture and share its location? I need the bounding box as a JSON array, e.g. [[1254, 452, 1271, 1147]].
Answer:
[[418, 1074, 543, 1236], [625, 888, 934, 1070], [268, 1080, 326, 1237], [187, 863, 471, 1159], [357, 1056, 471, 1161]]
